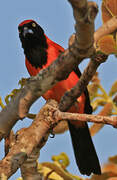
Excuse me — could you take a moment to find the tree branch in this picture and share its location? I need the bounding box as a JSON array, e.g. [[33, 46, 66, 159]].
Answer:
[[20, 147, 42, 180], [68, 0, 98, 57], [0, 99, 117, 178], [0, 100, 54, 179], [90, 102, 113, 136], [59, 53, 108, 111], [52, 100, 117, 127]]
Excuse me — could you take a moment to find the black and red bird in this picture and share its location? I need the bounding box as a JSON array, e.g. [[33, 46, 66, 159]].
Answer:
[[18, 20, 101, 176]]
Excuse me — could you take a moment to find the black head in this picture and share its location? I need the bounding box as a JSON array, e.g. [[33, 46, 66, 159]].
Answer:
[[18, 20, 48, 68]]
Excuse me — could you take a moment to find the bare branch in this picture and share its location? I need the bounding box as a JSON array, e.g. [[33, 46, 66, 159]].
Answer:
[[68, 0, 98, 57], [90, 102, 113, 136]]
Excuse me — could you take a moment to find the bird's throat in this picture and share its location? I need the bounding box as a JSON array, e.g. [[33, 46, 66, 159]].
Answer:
[[24, 46, 48, 68]]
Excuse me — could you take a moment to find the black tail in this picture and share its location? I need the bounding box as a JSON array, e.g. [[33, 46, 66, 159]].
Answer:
[[68, 122, 101, 176]]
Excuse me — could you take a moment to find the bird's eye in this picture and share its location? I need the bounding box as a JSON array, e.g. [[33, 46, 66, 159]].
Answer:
[[32, 23, 36, 27]]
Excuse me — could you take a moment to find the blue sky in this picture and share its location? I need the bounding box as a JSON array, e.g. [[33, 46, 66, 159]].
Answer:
[[0, 0, 117, 179]]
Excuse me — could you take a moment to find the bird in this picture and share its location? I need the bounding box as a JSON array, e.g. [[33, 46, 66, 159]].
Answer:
[[18, 19, 101, 176]]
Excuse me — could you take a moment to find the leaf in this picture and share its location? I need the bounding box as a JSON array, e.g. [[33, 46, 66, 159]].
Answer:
[[109, 155, 117, 164], [105, 0, 117, 16], [90, 123, 104, 137], [39, 162, 77, 180], [88, 83, 99, 101], [38, 153, 82, 180], [18, 78, 27, 88], [0, 97, 5, 109], [90, 172, 117, 180], [102, 0, 112, 23], [103, 162, 117, 175], [97, 35, 117, 55], [52, 152, 70, 168], [5, 89, 20, 105], [109, 81, 117, 96], [91, 99, 105, 111], [88, 73, 100, 101], [102, 0, 117, 23]]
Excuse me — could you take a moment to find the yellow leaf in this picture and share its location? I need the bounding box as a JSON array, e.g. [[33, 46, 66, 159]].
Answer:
[[90, 123, 104, 137], [41, 166, 64, 180], [103, 162, 117, 174], [5, 89, 20, 105], [5, 95, 11, 104], [18, 78, 27, 88], [102, 0, 117, 23], [97, 35, 117, 54], [0, 97, 5, 109], [88, 83, 99, 101], [105, 0, 117, 16], [52, 152, 70, 168], [109, 81, 117, 96], [91, 99, 105, 111], [102, 0, 112, 23], [109, 155, 117, 164], [39, 162, 74, 180]]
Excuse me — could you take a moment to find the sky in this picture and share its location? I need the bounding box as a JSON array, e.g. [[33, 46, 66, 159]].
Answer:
[[0, 0, 117, 179]]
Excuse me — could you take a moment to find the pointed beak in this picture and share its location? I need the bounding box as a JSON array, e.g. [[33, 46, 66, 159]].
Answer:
[[23, 27, 33, 37]]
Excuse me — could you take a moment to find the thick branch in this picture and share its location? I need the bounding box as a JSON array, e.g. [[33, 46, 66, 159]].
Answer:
[[68, 0, 98, 57], [0, 100, 117, 178], [20, 147, 42, 180], [0, 100, 55, 179]]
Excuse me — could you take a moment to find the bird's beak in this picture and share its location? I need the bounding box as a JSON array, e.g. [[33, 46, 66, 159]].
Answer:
[[23, 27, 33, 37]]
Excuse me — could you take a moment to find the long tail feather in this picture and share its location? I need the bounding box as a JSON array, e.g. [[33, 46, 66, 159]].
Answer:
[[68, 122, 101, 176]]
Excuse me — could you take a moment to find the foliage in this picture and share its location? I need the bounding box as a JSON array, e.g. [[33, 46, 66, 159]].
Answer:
[[88, 73, 117, 115], [97, 0, 117, 54]]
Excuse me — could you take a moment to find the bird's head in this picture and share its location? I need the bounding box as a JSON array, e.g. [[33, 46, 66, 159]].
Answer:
[[18, 20, 48, 68], [18, 20, 47, 49]]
